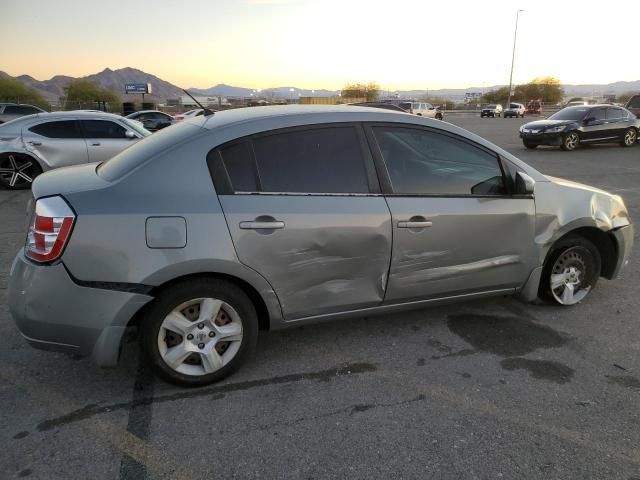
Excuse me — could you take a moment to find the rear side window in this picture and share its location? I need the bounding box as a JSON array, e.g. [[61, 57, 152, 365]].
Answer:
[[80, 120, 127, 138], [399, 102, 412, 110], [212, 126, 371, 194], [29, 120, 82, 138], [592, 108, 606, 121], [372, 126, 505, 196]]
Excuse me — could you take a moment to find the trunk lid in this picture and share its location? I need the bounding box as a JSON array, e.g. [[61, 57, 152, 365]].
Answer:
[[32, 163, 110, 199]]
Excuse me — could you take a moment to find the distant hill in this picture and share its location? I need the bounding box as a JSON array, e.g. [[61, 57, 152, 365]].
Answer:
[[2, 67, 639, 104], [0, 67, 184, 103]]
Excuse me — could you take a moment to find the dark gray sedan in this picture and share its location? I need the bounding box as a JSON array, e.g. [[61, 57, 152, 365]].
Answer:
[[8, 106, 634, 386], [520, 105, 640, 150]]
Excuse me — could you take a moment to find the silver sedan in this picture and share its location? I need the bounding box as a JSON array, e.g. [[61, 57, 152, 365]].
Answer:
[[0, 111, 150, 189], [8, 105, 634, 387]]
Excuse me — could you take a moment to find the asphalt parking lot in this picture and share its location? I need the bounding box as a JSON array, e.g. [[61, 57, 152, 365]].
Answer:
[[1, 115, 639, 480]]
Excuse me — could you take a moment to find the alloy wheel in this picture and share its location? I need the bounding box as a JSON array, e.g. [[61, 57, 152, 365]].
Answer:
[[623, 128, 637, 146], [549, 248, 591, 305], [157, 297, 243, 376], [0, 154, 38, 188], [563, 132, 579, 151]]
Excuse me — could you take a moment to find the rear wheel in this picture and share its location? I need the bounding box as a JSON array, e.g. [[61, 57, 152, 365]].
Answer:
[[0, 153, 42, 190], [561, 131, 580, 151], [621, 128, 637, 147], [540, 235, 601, 306], [140, 278, 258, 387], [435, 113, 443, 120]]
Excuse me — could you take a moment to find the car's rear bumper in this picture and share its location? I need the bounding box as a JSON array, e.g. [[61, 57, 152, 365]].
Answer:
[[8, 251, 153, 366]]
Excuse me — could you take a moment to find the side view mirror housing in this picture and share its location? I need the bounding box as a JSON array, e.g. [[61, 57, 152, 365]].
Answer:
[[515, 171, 535, 195], [125, 130, 137, 139]]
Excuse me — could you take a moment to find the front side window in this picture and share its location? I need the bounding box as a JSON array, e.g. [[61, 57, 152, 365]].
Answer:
[[29, 120, 82, 138], [372, 126, 505, 196], [215, 126, 370, 194], [80, 120, 127, 138], [607, 108, 623, 120]]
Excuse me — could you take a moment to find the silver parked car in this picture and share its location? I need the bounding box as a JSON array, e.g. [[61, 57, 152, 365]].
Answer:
[[0, 111, 150, 189], [8, 106, 633, 387], [0, 103, 46, 124]]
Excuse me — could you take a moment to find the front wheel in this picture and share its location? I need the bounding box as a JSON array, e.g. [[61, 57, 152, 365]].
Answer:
[[0, 153, 42, 190], [540, 235, 601, 306], [561, 131, 580, 151], [621, 128, 637, 147], [140, 278, 259, 387]]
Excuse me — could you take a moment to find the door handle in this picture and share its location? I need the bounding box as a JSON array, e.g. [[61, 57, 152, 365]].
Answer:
[[91, 142, 101, 146], [240, 221, 285, 230], [398, 220, 433, 228], [28, 141, 42, 146]]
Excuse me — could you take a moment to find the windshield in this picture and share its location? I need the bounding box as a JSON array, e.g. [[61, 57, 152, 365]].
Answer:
[[549, 107, 588, 121], [486, 105, 496, 109], [122, 117, 152, 137], [509, 104, 520, 109]]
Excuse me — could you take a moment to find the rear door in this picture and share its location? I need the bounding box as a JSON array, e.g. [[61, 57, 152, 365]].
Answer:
[[23, 120, 89, 167], [211, 124, 393, 320], [79, 119, 136, 163], [366, 124, 536, 303], [606, 107, 627, 139]]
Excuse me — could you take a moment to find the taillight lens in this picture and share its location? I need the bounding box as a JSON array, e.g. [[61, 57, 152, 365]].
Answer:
[[25, 196, 75, 263]]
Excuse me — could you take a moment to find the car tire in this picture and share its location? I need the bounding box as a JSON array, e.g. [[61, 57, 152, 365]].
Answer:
[[0, 153, 42, 190], [523, 142, 538, 149], [561, 131, 580, 151], [435, 113, 443, 120], [621, 128, 637, 147], [140, 278, 259, 387], [539, 235, 601, 306]]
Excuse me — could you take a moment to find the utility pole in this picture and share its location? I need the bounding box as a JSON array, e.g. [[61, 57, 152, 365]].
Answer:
[[506, 9, 524, 114]]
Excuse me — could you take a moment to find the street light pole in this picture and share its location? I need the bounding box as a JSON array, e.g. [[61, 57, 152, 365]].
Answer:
[[506, 9, 524, 114]]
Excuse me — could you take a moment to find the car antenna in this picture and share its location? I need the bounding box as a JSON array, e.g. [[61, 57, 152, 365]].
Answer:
[[182, 89, 215, 116]]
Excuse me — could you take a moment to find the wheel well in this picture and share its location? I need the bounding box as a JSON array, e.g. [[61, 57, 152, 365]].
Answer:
[[127, 273, 271, 331], [548, 227, 618, 279]]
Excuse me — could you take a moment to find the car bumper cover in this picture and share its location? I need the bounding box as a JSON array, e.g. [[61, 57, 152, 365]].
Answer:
[[8, 251, 153, 366]]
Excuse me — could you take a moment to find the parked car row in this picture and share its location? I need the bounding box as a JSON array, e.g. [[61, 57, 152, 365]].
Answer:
[[7, 105, 633, 386]]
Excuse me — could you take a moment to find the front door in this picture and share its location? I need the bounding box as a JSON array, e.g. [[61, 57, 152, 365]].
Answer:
[[79, 119, 135, 163], [581, 107, 612, 142], [212, 125, 393, 320], [367, 124, 536, 303]]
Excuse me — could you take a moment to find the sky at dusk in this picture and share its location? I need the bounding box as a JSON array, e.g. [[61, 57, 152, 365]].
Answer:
[[1, 0, 638, 90]]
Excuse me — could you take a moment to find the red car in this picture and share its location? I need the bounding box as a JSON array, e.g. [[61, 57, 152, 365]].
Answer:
[[526, 98, 542, 115]]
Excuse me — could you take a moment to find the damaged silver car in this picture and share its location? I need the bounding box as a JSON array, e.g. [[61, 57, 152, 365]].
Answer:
[[8, 105, 633, 386], [0, 111, 150, 189]]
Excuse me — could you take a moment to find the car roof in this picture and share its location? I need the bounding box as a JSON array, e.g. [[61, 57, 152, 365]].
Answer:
[[6, 111, 127, 123], [127, 110, 168, 116]]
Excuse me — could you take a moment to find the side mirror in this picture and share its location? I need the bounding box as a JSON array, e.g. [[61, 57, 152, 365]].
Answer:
[[515, 172, 535, 195], [125, 130, 137, 139]]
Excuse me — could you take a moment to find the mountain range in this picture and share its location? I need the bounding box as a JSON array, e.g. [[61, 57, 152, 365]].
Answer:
[[2, 67, 639, 103]]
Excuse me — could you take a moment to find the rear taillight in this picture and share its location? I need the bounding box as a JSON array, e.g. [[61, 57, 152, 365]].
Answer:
[[25, 196, 75, 263], [409, 108, 414, 114]]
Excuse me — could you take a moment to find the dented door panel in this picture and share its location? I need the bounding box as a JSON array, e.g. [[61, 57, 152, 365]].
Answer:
[[384, 196, 536, 302], [219, 194, 392, 320]]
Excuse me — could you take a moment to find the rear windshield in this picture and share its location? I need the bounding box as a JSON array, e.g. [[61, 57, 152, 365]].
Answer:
[[509, 104, 520, 109], [549, 107, 588, 121], [628, 96, 640, 108], [97, 121, 202, 181]]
